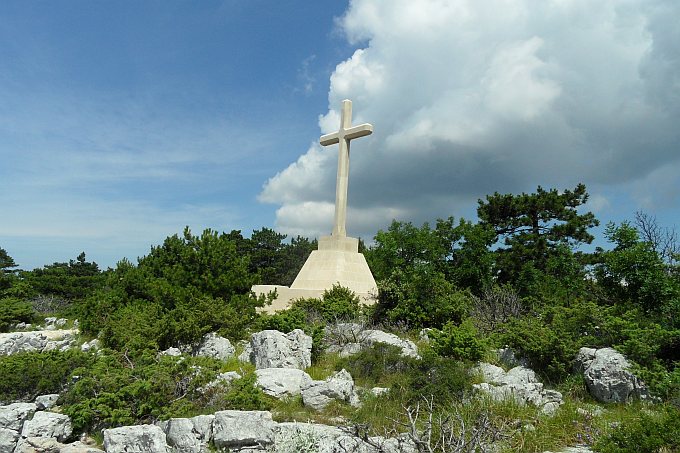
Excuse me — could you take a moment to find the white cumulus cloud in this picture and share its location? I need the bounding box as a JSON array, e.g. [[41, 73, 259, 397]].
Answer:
[[260, 0, 680, 239]]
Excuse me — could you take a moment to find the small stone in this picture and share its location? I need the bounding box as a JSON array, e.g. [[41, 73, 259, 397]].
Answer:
[[159, 347, 182, 357], [541, 402, 561, 416], [371, 387, 390, 396], [81, 339, 101, 353], [198, 371, 241, 393], [34, 394, 60, 410]]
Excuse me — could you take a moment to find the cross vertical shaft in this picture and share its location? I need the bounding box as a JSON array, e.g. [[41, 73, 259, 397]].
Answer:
[[320, 99, 373, 238]]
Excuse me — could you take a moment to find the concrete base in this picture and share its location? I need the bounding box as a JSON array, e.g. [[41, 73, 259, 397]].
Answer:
[[252, 235, 378, 313]]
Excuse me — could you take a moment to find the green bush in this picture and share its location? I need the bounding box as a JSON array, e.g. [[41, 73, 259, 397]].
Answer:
[[335, 343, 473, 405], [21, 252, 105, 303], [0, 349, 93, 402], [595, 405, 680, 452], [499, 300, 608, 382], [61, 351, 244, 431], [402, 353, 473, 404], [373, 268, 472, 329], [0, 297, 35, 332], [292, 284, 362, 323], [337, 343, 410, 385], [78, 228, 263, 355], [213, 373, 271, 412], [428, 319, 487, 362]]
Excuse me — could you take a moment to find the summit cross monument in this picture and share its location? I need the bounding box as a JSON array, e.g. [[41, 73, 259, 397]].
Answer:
[[253, 99, 379, 312], [321, 99, 373, 238]]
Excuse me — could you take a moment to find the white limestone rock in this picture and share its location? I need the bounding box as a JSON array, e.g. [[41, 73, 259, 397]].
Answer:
[[103, 424, 169, 453], [34, 394, 60, 411], [80, 339, 101, 353], [0, 330, 79, 356], [473, 364, 563, 415], [192, 333, 235, 361], [418, 328, 433, 343], [274, 423, 416, 453], [0, 403, 37, 431], [370, 387, 390, 397], [574, 347, 597, 372], [21, 411, 73, 442], [14, 437, 103, 452], [249, 330, 312, 370], [255, 368, 313, 398], [163, 415, 214, 453], [0, 332, 48, 356], [0, 427, 19, 453], [542, 448, 594, 453], [327, 342, 362, 357], [496, 347, 529, 368], [324, 324, 420, 359], [324, 323, 366, 343], [237, 341, 253, 363], [212, 410, 276, 450], [58, 441, 106, 452], [274, 423, 365, 453], [504, 366, 538, 385], [198, 371, 241, 394], [541, 401, 561, 416], [474, 363, 507, 384], [301, 369, 360, 411], [575, 347, 650, 403], [159, 347, 182, 357], [372, 435, 419, 453], [361, 330, 420, 359]]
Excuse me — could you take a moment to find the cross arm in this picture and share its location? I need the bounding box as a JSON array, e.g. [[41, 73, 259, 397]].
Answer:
[[320, 132, 339, 146], [344, 123, 373, 140]]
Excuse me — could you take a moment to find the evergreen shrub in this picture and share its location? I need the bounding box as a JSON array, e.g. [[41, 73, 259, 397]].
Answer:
[[61, 351, 268, 432], [0, 297, 35, 332], [337, 343, 409, 385], [0, 349, 93, 402], [595, 405, 680, 452], [428, 319, 487, 361], [403, 352, 472, 404]]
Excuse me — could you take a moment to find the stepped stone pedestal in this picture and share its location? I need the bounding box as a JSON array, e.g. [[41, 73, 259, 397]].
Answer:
[[252, 235, 377, 312], [252, 99, 378, 313]]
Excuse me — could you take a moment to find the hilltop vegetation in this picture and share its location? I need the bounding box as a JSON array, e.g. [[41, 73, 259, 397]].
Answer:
[[1, 184, 679, 451]]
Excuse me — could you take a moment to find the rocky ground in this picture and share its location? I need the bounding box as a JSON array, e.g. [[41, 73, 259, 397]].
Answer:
[[0, 319, 651, 452]]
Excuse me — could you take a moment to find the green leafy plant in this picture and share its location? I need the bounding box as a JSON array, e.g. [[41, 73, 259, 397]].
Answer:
[[61, 351, 260, 432], [428, 319, 487, 362], [0, 349, 93, 403], [595, 405, 680, 452], [0, 297, 35, 332]]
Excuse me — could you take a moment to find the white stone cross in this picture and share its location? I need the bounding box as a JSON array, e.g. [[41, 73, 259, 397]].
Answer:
[[320, 99, 373, 238]]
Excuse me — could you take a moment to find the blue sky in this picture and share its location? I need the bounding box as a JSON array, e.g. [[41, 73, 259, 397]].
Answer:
[[1, 0, 679, 270]]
